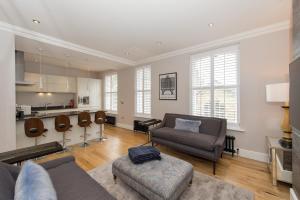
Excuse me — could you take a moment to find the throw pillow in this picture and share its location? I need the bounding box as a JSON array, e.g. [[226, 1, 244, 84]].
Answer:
[[14, 161, 57, 200], [174, 118, 201, 133]]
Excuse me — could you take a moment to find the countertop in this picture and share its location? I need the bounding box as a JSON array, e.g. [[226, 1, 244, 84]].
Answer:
[[16, 107, 103, 121]]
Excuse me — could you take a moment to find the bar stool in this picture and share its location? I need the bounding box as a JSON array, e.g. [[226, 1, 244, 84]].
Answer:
[[78, 112, 92, 147], [55, 115, 73, 150], [24, 118, 48, 146], [94, 111, 107, 141]]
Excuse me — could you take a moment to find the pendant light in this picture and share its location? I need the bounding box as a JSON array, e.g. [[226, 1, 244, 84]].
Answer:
[[38, 48, 43, 89], [65, 54, 70, 90]]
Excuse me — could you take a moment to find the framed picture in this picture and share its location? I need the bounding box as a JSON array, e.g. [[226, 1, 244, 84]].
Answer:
[[159, 72, 177, 100]]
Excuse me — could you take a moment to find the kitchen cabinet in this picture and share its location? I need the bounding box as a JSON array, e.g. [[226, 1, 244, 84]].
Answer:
[[16, 73, 46, 92], [77, 78, 101, 108], [16, 73, 76, 93]]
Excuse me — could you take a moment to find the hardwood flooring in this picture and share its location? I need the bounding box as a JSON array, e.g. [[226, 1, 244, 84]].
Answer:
[[39, 125, 290, 200]]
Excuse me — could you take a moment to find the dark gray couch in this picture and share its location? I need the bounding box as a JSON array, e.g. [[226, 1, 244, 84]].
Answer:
[[0, 156, 115, 200], [150, 113, 227, 175]]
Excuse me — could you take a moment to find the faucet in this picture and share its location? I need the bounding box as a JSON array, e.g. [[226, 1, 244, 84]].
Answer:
[[44, 103, 51, 110]]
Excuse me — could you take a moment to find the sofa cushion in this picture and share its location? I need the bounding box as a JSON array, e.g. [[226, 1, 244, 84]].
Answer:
[[0, 164, 15, 200], [174, 118, 201, 133], [163, 113, 222, 136], [14, 161, 57, 200], [47, 160, 115, 200], [152, 127, 217, 151]]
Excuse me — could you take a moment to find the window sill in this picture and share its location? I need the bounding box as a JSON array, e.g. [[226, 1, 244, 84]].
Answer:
[[134, 114, 152, 119], [227, 125, 245, 132], [106, 111, 118, 115]]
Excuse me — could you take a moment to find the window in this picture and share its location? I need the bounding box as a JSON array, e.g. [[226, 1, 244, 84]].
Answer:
[[191, 45, 239, 125], [104, 73, 118, 112], [135, 65, 151, 116]]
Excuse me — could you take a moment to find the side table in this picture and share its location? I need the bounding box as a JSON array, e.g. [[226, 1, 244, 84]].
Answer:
[[266, 136, 292, 186]]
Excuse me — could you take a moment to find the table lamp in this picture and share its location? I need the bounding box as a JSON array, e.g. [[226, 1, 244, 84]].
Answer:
[[266, 83, 292, 148]]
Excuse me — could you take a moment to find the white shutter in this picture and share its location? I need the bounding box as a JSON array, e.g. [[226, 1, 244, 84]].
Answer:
[[136, 65, 151, 116], [191, 46, 239, 124], [104, 73, 118, 112]]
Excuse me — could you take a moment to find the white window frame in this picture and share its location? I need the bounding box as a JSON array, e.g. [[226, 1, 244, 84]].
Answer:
[[135, 65, 151, 118], [189, 45, 240, 128], [104, 73, 118, 113]]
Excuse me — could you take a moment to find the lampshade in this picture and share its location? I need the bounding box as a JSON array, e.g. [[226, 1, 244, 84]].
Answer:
[[266, 83, 289, 102]]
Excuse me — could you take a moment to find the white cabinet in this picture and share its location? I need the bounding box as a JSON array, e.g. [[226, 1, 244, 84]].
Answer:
[[16, 73, 76, 93], [16, 73, 46, 92], [77, 78, 101, 108]]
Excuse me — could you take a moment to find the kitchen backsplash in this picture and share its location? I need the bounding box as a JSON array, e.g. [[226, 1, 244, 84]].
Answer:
[[16, 92, 75, 107]]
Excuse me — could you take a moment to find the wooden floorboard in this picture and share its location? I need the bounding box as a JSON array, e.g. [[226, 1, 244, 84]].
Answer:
[[39, 125, 290, 200]]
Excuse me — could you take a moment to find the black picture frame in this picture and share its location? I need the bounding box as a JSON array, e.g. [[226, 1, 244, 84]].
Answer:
[[159, 72, 177, 100]]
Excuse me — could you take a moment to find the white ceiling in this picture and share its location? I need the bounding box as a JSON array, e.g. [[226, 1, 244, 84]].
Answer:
[[0, 0, 291, 71]]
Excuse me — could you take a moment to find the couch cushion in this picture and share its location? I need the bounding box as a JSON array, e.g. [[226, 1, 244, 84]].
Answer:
[[163, 113, 222, 136], [14, 161, 57, 200], [152, 127, 217, 151], [174, 118, 201, 133], [47, 161, 115, 200], [0, 164, 15, 200]]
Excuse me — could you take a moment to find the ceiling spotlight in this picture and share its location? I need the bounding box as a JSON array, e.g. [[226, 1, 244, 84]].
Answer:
[[208, 23, 214, 28], [32, 19, 40, 24], [156, 41, 163, 46]]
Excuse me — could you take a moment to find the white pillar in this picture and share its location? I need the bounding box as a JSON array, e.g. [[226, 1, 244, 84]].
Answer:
[[0, 30, 16, 152]]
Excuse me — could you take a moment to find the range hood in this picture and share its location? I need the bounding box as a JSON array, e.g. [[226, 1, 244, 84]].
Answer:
[[15, 51, 35, 85]]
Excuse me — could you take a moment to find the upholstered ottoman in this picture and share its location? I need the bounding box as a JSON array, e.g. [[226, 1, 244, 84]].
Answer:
[[112, 153, 193, 200]]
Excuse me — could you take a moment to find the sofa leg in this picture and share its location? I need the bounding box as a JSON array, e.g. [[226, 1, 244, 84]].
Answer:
[[113, 175, 117, 184], [213, 161, 216, 175], [189, 178, 193, 186]]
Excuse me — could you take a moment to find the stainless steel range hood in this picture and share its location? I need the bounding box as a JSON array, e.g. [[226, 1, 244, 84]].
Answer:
[[15, 51, 35, 85]]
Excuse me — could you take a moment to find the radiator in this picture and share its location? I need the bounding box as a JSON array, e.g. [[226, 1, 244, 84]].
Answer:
[[224, 135, 236, 157]]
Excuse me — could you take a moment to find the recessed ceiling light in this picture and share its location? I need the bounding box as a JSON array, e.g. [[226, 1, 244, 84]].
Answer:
[[32, 19, 40, 24], [156, 41, 163, 46], [208, 23, 214, 28]]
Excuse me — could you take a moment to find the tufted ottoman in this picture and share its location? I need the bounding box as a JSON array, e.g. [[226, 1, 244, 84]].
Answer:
[[112, 153, 193, 200]]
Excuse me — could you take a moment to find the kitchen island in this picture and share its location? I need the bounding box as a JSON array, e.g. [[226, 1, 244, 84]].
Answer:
[[16, 107, 105, 149]]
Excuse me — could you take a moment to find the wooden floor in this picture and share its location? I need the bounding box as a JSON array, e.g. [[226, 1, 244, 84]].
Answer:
[[40, 125, 290, 200]]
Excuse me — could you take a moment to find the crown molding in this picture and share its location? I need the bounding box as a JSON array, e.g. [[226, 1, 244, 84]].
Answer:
[[136, 21, 290, 65], [0, 20, 290, 67], [0, 21, 136, 66]]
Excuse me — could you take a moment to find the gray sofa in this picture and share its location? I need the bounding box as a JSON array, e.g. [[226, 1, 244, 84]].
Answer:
[[0, 156, 115, 200], [150, 113, 227, 175]]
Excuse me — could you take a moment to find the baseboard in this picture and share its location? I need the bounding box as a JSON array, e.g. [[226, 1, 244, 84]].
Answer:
[[116, 123, 133, 130], [238, 148, 268, 163], [291, 189, 299, 200], [114, 123, 268, 163]]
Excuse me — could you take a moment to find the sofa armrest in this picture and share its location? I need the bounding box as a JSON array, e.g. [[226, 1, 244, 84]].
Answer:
[[214, 119, 227, 157], [149, 123, 164, 133], [40, 156, 75, 170]]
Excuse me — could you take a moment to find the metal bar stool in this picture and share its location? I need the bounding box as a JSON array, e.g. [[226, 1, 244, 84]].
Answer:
[[78, 112, 92, 147], [94, 111, 107, 141], [55, 115, 73, 150], [24, 118, 48, 146]]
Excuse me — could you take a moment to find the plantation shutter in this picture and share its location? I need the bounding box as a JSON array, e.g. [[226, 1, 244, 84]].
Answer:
[[191, 45, 239, 124], [136, 65, 151, 115], [105, 73, 118, 112]]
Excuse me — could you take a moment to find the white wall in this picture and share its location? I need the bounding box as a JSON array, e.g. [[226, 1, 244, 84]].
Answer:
[[0, 30, 16, 153], [116, 29, 290, 155]]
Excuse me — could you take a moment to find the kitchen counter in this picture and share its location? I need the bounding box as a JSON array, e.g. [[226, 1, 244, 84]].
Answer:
[[16, 107, 105, 149], [16, 107, 103, 121]]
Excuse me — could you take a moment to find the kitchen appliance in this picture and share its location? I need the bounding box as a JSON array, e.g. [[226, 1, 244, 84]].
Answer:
[[289, 56, 300, 200], [19, 105, 31, 115], [82, 96, 90, 105], [15, 51, 35, 85]]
